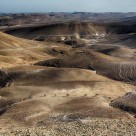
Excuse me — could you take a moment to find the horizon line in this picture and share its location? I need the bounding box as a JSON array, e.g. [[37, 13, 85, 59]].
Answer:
[[1, 11, 136, 14]]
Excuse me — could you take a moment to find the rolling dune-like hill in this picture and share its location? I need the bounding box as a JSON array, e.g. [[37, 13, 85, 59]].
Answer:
[[0, 15, 136, 134]]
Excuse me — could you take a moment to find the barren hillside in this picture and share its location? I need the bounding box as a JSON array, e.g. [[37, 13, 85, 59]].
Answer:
[[0, 15, 136, 134]]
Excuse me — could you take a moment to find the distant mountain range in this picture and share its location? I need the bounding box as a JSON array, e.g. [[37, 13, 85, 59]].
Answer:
[[0, 12, 136, 27]]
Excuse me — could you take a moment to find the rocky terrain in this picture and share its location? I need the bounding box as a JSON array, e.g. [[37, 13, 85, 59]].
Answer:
[[0, 119, 136, 136], [0, 13, 136, 135]]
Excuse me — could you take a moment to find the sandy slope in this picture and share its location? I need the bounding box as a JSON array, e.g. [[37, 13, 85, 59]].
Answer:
[[0, 21, 136, 134]]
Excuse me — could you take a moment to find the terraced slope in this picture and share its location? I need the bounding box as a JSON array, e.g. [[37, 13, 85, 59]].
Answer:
[[110, 92, 136, 114], [4, 22, 103, 38], [35, 50, 136, 82]]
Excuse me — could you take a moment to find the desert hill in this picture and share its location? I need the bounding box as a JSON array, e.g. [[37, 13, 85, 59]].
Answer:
[[0, 15, 136, 133]]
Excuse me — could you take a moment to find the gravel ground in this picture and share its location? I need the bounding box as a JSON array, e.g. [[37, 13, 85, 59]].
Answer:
[[0, 118, 136, 136]]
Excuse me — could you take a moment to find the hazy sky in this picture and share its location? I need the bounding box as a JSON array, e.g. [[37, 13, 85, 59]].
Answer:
[[0, 0, 136, 13]]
